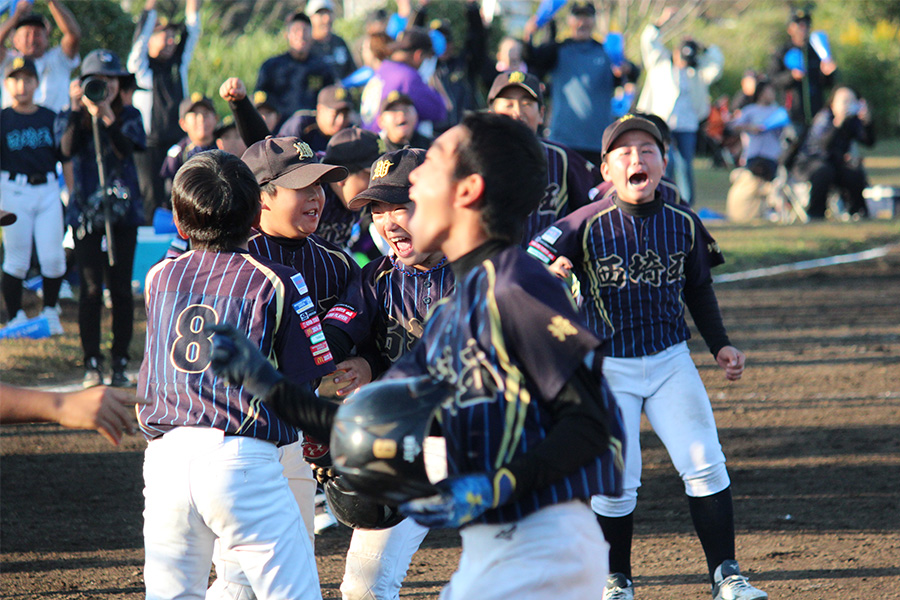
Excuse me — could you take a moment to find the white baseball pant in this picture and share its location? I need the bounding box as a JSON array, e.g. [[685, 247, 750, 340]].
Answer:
[[0, 173, 65, 279]]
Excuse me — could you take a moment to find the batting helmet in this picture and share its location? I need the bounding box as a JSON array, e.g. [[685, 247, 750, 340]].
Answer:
[[323, 476, 406, 530], [330, 376, 449, 505]]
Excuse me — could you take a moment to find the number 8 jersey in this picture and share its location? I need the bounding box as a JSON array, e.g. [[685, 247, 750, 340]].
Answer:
[[137, 248, 336, 445]]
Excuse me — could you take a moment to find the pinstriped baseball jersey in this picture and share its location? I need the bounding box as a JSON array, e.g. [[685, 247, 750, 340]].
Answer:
[[519, 140, 599, 247], [316, 186, 360, 249], [323, 255, 455, 373], [527, 193, 724, 358], [389, 246, 624, 525], [247, 229, 361, 319], [137, 249, 335, 444]]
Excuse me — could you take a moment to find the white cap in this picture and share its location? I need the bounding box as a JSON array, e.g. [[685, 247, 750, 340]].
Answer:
[[306, 0, 335, 15]]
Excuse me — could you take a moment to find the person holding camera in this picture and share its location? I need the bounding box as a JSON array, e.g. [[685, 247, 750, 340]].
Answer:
[[636, 7, 723, 205], [793, 86, 874, 220], [60, 49, 146, 388]]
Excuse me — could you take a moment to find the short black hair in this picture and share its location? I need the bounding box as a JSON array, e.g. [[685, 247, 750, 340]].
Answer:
[[172, 150, 260, 251], [454, 112, 547, 244], [751, 78, 773, 104], [286, 11, 312, 28]]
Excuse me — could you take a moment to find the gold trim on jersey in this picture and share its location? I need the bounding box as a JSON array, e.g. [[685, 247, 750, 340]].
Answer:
[[483, 260, 531, 469]]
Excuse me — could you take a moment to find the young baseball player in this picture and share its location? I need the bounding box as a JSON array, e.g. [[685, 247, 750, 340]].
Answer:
[[376, 91, 432, 152], [159, 92, 217, 203], [526, 115, 767, 600], [137, 150, 332, 599], [1, 57, 65, 334], [486, 70, 601, 246], [321, 148, 456, 600], [208, 112, 626, 600]]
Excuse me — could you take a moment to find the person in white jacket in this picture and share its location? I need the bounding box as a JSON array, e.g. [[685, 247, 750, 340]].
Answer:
[[637, 7, 723, 205], [127, 0, 201, 224]]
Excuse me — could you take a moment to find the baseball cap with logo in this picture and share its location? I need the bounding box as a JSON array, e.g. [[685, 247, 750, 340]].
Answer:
[[14, 13, 50, 30], [4, 56, 38, 80], [318, 85, 352, 111], [242, 136, 348, 189], [790, 7, 812, 24], [601, 114, 665, 158], [323, 127, 386, 173], [213, 114, 237, 139], [487, 70, 543, 104], [179, 92, 216, 119], [80, 49, 131, 79], [348, 147, 425, 209], [379, 91, 415, 114]]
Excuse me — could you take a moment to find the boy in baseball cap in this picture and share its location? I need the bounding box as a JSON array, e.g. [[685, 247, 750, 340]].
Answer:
[[528, 113, 766, 600], [278, 85, 353, 152], [376, 91, 431, 152]]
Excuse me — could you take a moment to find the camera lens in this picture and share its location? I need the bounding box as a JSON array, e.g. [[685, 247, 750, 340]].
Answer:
[[83, 76, 109, 103]]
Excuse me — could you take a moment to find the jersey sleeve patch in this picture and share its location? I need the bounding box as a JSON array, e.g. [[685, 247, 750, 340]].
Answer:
[[539, 226, 563, 244], [526, 240, 556, 264], [324, 304, 358, 324]]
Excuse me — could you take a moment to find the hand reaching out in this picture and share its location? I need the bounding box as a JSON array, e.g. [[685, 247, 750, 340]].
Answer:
[[715, 346, 745, 381]]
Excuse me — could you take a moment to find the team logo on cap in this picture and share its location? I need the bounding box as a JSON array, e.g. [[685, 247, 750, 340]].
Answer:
[[386, 90, 401, 103], [253, 90, 268, 104], [372, 159, 393, 178], [618, 114, 635, 123], [508, 71, 526, 84], [334, 87, 347, 100], [12, 57, 25, 69], [190, 92, 203, 103], [294, 141, 315, 159], [99, 50, 115, 64]]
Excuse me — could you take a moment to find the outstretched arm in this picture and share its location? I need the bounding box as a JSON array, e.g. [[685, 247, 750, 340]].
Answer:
[[48, 0, 81, 59], [0, 383, 150, 446], [0, 0, 33, 63]]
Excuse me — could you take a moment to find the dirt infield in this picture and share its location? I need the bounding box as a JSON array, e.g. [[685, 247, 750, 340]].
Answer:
[[2, 249, 899, 599]]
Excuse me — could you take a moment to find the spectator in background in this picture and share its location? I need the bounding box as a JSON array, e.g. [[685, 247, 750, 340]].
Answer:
[[636, 7, 723, 205], [159, 94, 218, 204], [256, 11, 334, 119], [252, 90, 280, 133], [60, 49, 145, 389], [278, 84, 353, 152], [1, 57, 65, 333], [725, 79, 787, 222], [360, 27, 447, 133], [307, 0, 356, 80], [793, 86, 874, 220], [524, 1, 621, 166], [376, 91, 432, 152], [731, 70, 758, 113], [0, 0, 81, 112], [768, 8, 836, 131], [212, 115, 246, 157], [128, 0, 202, 225]]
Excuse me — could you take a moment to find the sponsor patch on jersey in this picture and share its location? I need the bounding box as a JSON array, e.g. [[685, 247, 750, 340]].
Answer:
[[540, 226, 563, 244], [526, 242, 554, 264], [303, 322, 323, 336], [314, 352, 333, 365], [311, 341, 330, 356], [301, 316, 320, 329], [290, 272, 309, 296], [292, 296, 315, 316], [167, 143, 182, 158], [309, 331, 326, 344], [325, 305, 357, 323]]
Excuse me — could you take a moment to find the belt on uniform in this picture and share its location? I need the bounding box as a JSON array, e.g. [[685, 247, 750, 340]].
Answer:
[[5, 172, 53, 185]]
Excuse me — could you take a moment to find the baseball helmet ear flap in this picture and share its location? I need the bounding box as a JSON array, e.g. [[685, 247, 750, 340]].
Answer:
[[323, 476, 406, 530], [330, 376, 450, 505]]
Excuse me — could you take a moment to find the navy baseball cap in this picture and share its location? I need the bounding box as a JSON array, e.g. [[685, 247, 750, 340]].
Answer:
[[80, 49, 130, 79], [348, 148, 425, 209], [488, 70, 543, 104], [213, 114, 237, 139], [571, 2, 596, 16], [179, 92, 216, 119], [380, 90, 415, 114], [323, 127, 386, 173], [318, 85, 353, 111], [243, 136, 348, 189], [790, 7, 811, 24], [14, 13, 50, 30], [601, 114, 665, 158], [4, 56, 38, 80]]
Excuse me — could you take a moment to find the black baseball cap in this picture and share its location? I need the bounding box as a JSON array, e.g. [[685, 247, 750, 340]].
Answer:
[[213, 114, 237, 139], [179, 92, 216, 119], [790, 7, 811, 24], [380, 90, 415, 114], [601, 114, 665, 158], [391, 27, 433, 54], [317, 85, 352, 111], [323, 127, 386, 173], [488, 70, 543, 104], [571, 2, 596, 17], [4, 56, 38, 80], [14, 13, 49, 30], [80, 49, 130, 79], [243, 136, 348, 189], [348, 147, 425, 210]]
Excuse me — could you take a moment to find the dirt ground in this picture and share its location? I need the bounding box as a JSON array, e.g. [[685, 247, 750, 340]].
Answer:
[[2, 249, 899, 600]]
